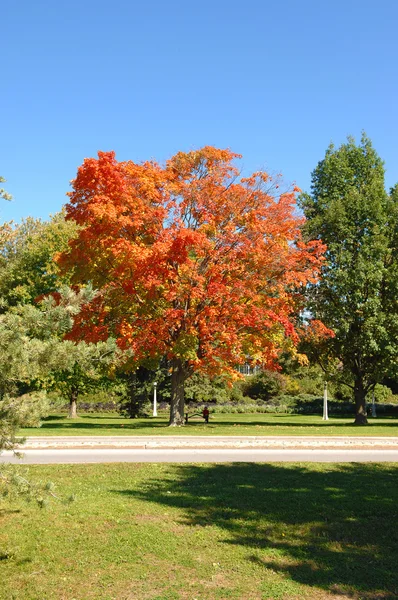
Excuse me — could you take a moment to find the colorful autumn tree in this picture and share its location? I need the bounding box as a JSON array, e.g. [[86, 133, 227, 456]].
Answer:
[[58, 147, 326, 425]]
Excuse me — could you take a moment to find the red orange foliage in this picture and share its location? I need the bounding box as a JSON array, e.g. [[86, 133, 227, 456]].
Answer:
[[58, 147, 326, 424]]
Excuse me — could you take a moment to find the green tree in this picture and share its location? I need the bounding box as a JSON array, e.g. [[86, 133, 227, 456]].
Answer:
[[46, 338, 119, 418], [299, 134, 398, 424], [0, 211, 77, 309]]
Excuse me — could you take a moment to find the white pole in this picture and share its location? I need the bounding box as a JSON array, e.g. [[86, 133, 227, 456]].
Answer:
[[153, 381, 158, 417], [372, 389, 377, 418], [323, 381, 329, 421]]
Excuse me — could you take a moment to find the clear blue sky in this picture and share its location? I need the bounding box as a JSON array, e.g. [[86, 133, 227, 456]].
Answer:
[[2, 0, 397, 222]]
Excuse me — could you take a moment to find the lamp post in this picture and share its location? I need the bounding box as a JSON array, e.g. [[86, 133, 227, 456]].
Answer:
[[372, 389, 377, 418], [323, 381, 329, 421], [153, 381, 158, 417]]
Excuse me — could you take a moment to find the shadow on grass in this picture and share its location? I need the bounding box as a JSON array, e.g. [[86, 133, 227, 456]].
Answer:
[[116, 463, 398, 599], [186, 419, 398, 428], [36, 417, 398, 431], [37, 421, 169, 431]]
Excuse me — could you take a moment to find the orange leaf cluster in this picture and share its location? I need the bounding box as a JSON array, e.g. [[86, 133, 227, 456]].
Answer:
[[58, 147, 326, 376]]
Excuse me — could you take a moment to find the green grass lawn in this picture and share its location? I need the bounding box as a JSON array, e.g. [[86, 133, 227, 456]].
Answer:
[[1, 462, 397, 599], [20, 411, 398, 437]]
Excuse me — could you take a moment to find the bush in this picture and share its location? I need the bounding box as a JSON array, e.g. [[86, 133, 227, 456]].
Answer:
[[241, 371, 286, 401], [218, 394, 357, 416], [184, 372, 230, 404], [283, 375, 300, 396]]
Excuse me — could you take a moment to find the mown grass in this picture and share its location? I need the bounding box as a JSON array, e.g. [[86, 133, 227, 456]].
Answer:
[[20, 412, 398, 437], [1, 462, 397, 599]]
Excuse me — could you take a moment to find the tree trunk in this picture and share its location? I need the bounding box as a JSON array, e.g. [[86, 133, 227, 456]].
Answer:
[[354, 377, 368, 425], [169, 358, 187, 426], [68, 389, 78, 419], [127, 372, 141, 418]]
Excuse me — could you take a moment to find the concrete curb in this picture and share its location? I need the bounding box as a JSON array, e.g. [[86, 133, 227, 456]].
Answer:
[[20, 435, 398, 451]]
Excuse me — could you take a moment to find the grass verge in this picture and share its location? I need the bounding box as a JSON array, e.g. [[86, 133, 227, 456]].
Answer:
[[20, 412, 398, 437], [1, 462, 398, 599]]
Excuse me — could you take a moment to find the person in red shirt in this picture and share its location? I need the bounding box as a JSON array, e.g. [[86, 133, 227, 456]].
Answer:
[[202, 406, 210, 423]]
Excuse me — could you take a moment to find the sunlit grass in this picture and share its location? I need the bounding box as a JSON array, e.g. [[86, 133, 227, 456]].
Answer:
[[20, 411, 398, 437], [1, 462, 397, 599]]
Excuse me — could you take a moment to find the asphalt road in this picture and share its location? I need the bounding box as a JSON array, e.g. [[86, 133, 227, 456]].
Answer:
[[2, 448, 398, 463]]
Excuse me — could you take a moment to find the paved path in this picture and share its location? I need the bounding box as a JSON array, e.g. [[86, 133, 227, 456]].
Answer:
[[20, 435, 398, 450], [2, 448, 398, 463], [1, 436, 396, 463]]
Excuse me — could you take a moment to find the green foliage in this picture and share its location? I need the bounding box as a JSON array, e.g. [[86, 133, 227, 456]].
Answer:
[[299, 134, 398, 420], [283, 361, 352, 401], [118, 367, 241, 418], [184, 372, 230, 404], [278, 354, 326, 397], [0, 392, 49, 452], [67, 389, 121, 412], [0, 212, 77, 309], [0, 286, 96, 398], [0, 392, 74, 506], [0, 287, 95, 395], [0, 287, 99, 503], [44, 338, 120, 416], [118, 366, 163, 418], [367, 383, 393, 403], [293, 369, 323, 396], [0, 208, 94, 500], [241, 370, 286, 401]]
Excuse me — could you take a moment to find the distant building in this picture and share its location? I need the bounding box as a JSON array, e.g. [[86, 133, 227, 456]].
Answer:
[[236, 364, 262, 376]]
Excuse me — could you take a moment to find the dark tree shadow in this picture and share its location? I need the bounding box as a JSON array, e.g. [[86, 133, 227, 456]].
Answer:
[[184, 419, 398, 428], [38, 419, 168, 431], [36, 417, 398, 432], [0, 509, 21, 516], [115, 463, 398, 599]]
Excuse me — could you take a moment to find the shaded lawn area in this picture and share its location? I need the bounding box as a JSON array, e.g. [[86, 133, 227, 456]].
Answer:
[[20, 412, 398, 437], [1, 462, 398, 599]]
